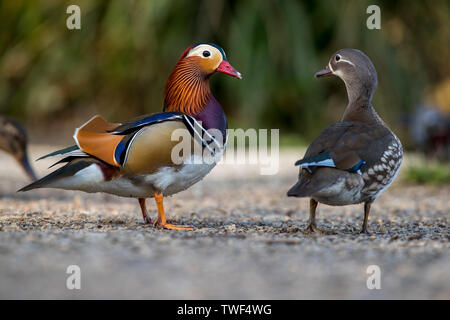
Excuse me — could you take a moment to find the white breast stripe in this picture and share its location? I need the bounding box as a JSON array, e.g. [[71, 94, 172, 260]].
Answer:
[[191, 116, 223, 150], [122, 127, 141, 165], [183, 115, 216, 155]]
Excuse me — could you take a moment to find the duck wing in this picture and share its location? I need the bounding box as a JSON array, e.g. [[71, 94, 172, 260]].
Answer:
[[288, 121, 394, 198], [38, 112, 190, 167], [296, 121, 392, 173]]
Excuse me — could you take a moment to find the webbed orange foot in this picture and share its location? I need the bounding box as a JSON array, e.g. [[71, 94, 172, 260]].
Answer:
[[153, 220, 193, 231], [153, 193, 193, 231]]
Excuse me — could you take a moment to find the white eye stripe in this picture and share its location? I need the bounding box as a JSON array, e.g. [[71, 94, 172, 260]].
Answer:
[[186, 45, 220, 59], [337, 58, 355, 67], [185, 44, 223, 70]]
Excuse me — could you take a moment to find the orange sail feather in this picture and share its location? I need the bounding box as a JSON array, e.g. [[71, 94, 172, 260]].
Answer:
[[73, 115, 123, 167]]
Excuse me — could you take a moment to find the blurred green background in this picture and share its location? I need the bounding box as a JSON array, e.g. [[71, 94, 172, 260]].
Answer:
[[0, 0, 449, 147]]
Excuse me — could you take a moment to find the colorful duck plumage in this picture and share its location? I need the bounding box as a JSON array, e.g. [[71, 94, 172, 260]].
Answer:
[[20, 43, 241, 230], [288, 49, 403, 234]]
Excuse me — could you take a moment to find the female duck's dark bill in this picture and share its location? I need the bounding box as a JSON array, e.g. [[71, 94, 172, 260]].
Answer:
[[216, 60, 242, 79], [315, 65, 333, 78]]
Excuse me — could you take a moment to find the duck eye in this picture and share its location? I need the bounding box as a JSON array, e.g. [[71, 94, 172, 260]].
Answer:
[[335, 55, 341, 62], [202, 50, 211, 57]]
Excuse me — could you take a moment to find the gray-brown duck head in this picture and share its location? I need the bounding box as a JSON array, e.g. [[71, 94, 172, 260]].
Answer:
[[316, 49, 384, 124], [316, 49, 378, 105]]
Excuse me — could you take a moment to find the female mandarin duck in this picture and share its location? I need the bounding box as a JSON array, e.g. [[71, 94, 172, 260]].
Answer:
[[0, 115, 37, 180], [20, 43, 241, 230], [288, 49, 402, 234]]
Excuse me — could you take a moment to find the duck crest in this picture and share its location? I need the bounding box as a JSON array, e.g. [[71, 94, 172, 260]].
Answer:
[[163, 56, 212, 116]]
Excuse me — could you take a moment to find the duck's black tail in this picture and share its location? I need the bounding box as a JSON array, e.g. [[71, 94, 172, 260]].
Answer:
[[18, 160, 92, 192]]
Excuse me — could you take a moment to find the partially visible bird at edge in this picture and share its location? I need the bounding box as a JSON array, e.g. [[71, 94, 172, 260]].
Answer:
[[0, 115, 37, 181]]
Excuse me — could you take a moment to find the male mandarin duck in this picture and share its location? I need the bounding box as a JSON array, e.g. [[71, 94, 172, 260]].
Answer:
[[0, 115, 37, 180], [20, 43, 241, 230], [287, 49, 402, 234]]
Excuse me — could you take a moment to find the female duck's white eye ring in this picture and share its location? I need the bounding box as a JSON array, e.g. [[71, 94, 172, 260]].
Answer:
[[202, 50, 211, 57], [335, 54, 341, 62]]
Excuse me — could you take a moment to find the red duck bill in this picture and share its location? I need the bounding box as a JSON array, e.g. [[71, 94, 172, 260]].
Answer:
[[216, 60, 242, 79]]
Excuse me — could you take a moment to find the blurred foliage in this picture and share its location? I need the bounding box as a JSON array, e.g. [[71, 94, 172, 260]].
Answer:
[[404, 163, 450, 185], [0, 0, 449, 143]]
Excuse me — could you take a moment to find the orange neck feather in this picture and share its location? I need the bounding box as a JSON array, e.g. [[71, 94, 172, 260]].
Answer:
[[163, 57, 211, 116]]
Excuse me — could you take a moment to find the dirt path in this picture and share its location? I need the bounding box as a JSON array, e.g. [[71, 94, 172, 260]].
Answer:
[[0, 146, 448, 299]]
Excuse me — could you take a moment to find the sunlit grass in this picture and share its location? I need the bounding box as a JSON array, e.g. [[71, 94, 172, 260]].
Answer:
[[403, 162, 450, 185]]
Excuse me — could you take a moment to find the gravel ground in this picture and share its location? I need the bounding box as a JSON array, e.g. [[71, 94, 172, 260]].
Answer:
[[0, 145, 448, 299]]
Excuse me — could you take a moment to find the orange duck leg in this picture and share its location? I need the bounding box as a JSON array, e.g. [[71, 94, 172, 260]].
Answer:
[[153, 193, 193, 230]]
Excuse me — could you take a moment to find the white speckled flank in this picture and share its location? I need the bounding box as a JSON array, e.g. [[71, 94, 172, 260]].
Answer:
[[362, 135, 403, 201]]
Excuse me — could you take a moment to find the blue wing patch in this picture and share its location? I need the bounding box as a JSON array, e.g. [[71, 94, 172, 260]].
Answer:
[[295, 150, 366, 174], [110, 112, 185, 135], [347, 160, 366, 173], [295, 150, 336, 169], [114, 139, 128, 166]]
